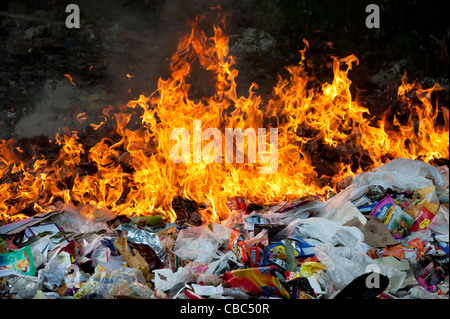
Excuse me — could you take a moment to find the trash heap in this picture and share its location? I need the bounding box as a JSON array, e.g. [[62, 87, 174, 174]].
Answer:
[[0, 158, 448, 299]]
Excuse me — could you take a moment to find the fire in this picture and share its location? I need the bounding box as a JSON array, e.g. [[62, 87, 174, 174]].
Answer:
[[0, 10, 448, 225], [63, 73, 77, 86]]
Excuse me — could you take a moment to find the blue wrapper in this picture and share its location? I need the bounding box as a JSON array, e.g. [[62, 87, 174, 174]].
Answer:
[[259, 236, 314, 269]]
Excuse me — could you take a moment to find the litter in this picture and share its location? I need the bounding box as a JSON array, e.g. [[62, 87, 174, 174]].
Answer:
[[0, 246, 35, 276], [0, 158, 448, 299]]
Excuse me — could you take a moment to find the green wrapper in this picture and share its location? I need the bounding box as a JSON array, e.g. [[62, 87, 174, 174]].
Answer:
[[0, 245, 35, 276], [132, 215, 164, 226]]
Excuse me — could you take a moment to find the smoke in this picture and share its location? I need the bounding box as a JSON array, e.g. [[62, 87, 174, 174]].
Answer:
[[11, 0, 280, 139], [11, 0, 217, 138], [13, 80, 99, 138]]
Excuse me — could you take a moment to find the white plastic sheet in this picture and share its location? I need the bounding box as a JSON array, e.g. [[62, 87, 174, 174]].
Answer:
[[427, 205, 449, 242], [173, 225, 222, 264], [280, 217, 365, 249], [318, 158, 447, 220], [314, 243, 406, 293], [153, 267, 196, 291]]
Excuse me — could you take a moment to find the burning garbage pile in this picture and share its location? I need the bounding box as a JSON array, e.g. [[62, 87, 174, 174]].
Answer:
[[0, 11, 449, 299], [0, 159, 448, 299]]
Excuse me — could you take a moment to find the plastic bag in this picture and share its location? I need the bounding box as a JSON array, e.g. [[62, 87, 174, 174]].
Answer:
[[204, 251, 238, 275], [65, 264, 90, 290], [173, 225, 221, 264], [95, 267, 153, 299], [407, 284, 447, 299], [75, 266, 153, 299], [244, 228, 268, 247], [153, 261, 209, 292], [5, 274, 42, 299], [314, 243, 406, 293], [90, 242, 111, 267], [427, 205, 449, 242], [37, 251, 71, 290], [220, 209, 246, 229], [77, 235, 103, 264], [317, 158, 446, 220], [153, 267, 196, 291], [330, 201, 367, 226], [281, 217, 364, 249], [196, 273, 223, 286], [52, 203, 109, 234]]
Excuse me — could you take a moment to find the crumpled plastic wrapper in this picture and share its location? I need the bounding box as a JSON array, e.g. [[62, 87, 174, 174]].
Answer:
[[78, 266, 153, 299], [114, 223, 165, 259], [37, 251, 71, 290], [6, 274, 42, 299], [173, 225, 222, 264]]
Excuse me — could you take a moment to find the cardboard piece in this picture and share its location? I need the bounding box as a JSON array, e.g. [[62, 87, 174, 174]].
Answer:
[[0, 210, 62, 235], [113, 236, 149, 278], [24, 223, 69, 254], [344, 215, 397, 248]]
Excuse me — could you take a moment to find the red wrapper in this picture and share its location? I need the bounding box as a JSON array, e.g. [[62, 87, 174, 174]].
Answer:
[[408, 207, 435, 232], [228, 228, 248, 263], [377, 238, 426, 259], [221, 266, 282, 297], [247, 246, 260, 267], [226, 197, 249, 214]]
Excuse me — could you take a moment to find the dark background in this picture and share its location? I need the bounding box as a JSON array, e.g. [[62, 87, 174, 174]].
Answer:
[[0, 0, 448, 140]]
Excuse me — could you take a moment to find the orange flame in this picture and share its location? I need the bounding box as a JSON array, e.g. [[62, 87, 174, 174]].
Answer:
[[0, 11, 448, 225], [63, 74, 76, 86]]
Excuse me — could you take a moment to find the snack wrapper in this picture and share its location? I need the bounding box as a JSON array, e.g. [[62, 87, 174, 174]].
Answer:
[[228, 228, 248, 263], [247, 246, 260, 267], [370, 194, 414, 237], [377, 238, 426, 259], [0, 245, 35, 276], [221, 265, 284, 297], [286, 261, 327, 278], [226, 197, 249, 214], [408, 207, 435, 232], [259, 236, 314, 269]]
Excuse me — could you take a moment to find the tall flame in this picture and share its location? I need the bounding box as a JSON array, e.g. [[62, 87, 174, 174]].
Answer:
[[0, 10, 448, 225]]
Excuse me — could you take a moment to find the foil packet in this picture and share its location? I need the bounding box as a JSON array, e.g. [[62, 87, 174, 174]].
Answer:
[[114, 223, 165, 259]]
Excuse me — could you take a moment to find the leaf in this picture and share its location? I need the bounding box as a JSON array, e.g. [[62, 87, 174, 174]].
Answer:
[[50, 231, 73, 239], [38, 231, 55, 237], [95, 229, 106, 235]]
